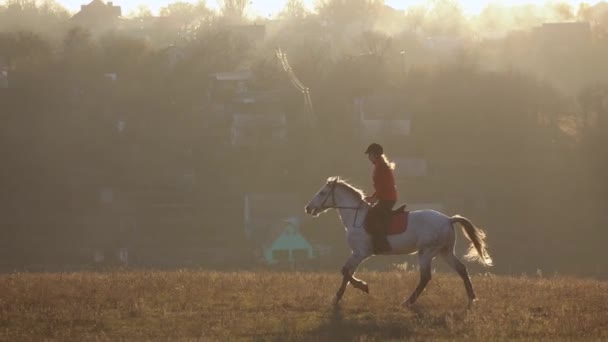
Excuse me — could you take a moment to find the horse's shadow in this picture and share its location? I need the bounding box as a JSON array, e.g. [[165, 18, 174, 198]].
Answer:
[[307, 303, 414, 341], [307, 301, 472, 341]]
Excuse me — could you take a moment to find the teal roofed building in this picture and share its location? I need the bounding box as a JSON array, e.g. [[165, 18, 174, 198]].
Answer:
[[263, 217, 314, 264], [244, 194, 316, 266]]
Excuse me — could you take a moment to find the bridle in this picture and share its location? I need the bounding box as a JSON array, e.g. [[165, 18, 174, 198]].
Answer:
[[318, 179, 365, 228]]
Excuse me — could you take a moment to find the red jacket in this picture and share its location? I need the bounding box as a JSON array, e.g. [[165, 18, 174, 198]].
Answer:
[[371, 158, 398, 201]]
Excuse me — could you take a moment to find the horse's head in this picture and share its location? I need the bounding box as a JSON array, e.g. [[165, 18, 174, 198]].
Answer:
[[305, 177, 339, 217]]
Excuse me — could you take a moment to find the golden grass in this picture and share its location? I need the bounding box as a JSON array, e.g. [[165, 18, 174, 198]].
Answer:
[[1, 271, 607, 341]]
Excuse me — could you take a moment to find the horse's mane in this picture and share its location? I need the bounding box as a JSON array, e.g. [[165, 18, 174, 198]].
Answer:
[[327, 176, 365, 201]]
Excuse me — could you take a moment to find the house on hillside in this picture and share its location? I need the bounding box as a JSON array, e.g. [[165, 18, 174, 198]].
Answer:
[[230, 23, 266, 44], [71, 0, 179, 35], [77, 167, 207, 267], [531, 21, 592, 91], [533, 22, 591, 54], [203, 70, 255, 143], [0, 58, 8, 89], [208, 70, 288, 147], [231, 94, 287, 147], [244, 194, 316, 266], [208, 70, 253, 105], [71, 0, 122, 31], [354, 94, 410, 140], [424, 35, 466, 57], [393, 158, 428, 178], [0, 70, 7, 89], [162, 45, 186, 70], [83, 187, 136, 266], [126, 185, 205, 267]]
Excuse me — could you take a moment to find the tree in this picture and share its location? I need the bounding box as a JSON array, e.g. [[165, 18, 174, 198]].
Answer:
[[0, 30, 52, 71], [160, 1, 199, 23], [128, 4, 153, 18], [316, 0, 385, 24], [423, 0, 469, 36], [0, 0, 69, 35], [404, 4, 428, 33], [218, 0, 249, 23], [157, 0, 214, 42], [63, 27, 95, 57], [98, 33, 150, 77], [358, 30, 391, 56], [60, 26, 102, 84], [579, 84, 608, 137], [278, 0, 308, 20]]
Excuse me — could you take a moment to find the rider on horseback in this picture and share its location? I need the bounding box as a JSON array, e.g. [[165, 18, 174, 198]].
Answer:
[[364, 143, 399, 254]]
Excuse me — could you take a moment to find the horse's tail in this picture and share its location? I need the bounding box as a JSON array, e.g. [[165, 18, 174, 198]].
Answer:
[[450, 215, 493, 267]]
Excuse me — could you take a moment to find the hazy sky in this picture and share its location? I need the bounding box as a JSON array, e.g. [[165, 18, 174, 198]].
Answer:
[[57, 0, 601, 17]]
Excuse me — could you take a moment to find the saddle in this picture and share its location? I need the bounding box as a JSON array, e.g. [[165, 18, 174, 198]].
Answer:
[[392, 204, 407, 215], [387, 210, 409, 235], [366, 203, 409, 254], [365, 203, 409, 235]]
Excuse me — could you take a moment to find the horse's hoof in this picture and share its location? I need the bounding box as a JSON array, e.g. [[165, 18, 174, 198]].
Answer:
[[401, 299, 413, 308], [467, 297, 478, 309], [333, 296, 340, 306], [352, 281, 369, 294]]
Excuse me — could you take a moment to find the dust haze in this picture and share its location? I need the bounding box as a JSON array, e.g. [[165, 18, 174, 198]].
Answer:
[[1, 0, 607, 277]]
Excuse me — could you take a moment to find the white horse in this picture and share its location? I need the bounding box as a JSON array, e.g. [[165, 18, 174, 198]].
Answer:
[[304, 177, 493, 307]]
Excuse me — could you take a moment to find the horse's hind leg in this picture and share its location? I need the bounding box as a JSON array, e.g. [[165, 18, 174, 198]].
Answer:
[[402, 249, 434, 307], [440, 250, 477, 304]]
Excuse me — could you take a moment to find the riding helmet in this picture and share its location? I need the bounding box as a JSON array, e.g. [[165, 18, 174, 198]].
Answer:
[[364, 143, 383, 155]]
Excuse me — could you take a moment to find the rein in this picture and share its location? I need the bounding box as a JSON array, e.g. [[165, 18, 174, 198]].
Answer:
[[320, 180, 365, 228]]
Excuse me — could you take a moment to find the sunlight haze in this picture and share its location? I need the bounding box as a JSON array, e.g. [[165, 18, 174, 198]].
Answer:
[[51, 0, 604, 17], [2, 0, 608, 338]]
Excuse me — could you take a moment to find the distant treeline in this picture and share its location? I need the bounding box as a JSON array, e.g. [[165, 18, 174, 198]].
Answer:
[[1, 0, 607, 276]]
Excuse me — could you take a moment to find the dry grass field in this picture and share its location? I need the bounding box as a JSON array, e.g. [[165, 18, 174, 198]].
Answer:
[[1, 270, 607, 341]]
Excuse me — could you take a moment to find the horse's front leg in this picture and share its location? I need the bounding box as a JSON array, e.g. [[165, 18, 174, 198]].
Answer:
[[334, 269, 350, 305], [346, 266, 369, 293], [334, 253, 370, 304]]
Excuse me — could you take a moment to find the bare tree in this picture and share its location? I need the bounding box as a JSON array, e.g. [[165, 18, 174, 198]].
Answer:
[[359, 30, 391, 56], [316, 0, 385, 24], [218, 0, 250, 23], [128, 4, 153, 18], [279, 0, 308, 20]]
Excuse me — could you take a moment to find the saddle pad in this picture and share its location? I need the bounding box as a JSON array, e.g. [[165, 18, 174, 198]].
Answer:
[[387, 211, 409, 235]]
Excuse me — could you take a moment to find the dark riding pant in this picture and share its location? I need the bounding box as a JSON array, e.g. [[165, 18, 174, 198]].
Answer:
[[366, 200, 395, 253]]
